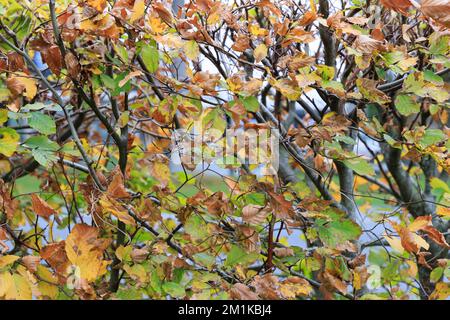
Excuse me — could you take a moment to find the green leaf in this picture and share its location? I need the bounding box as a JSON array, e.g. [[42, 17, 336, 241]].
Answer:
[[225, 244, 259, 267], [342, 157, 375, 176], [430, 267, 443, 283], [316, 65, 335, 81], [28, 112, 56, 135], [243, 192, 266, 206], [395, 95, 420, 116], [0, 109, 8, 124], [192, 253, 216, 268], [383, 134, 402, 149], [162, 282, 185, 298], [141, 44, 159, 73], [423, 70, 444, 85], [12, 175, 41, 197], [21, 102, 46, 111], [31, 148, 58, 167], [0, 127, 20, 156], [184, 40, 199, 60], [317, 214, 362, 248], [419, 129, 445, 148], [184, 214, 208, 240], [429, 35, 449, 56], [241, 96, 259, 112], [116, 288, 142, 300], [24, 135, 59, 167]]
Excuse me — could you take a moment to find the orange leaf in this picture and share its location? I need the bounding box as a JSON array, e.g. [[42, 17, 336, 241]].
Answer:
[[107, 170, 130, 198], [408, 215, 432, 232], [31, 194, 57, 219], [422, 226, 450, 248], [380, 0, 412, 15]]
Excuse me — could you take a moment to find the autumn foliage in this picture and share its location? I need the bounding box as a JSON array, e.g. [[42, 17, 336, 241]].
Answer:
[[0, 0, 449, 300]]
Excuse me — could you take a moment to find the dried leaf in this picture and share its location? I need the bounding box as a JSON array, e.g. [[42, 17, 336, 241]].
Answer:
[[242, 204, 271, 224], [31, 194, 57, 219], [421, 0, 450, 27], [422, 226, 450, 248], [380, 0, 412, 15], [230, 283, 259, 300]]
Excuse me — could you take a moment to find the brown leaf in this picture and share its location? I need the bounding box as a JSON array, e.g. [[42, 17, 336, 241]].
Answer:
[[421, 0, 450, 27], [231, 33, 250, 52], [322, 271, 347, 295], [31, 194, 57, 219], [0, 180, 17, 220], [64, 52, 80, 79], [242, 204, 271, 225], [42, 46, 63, 76], [349, 254, 366, 268], [273, 247, 294, 258], [236, 225, 260, 252], [299, 11, 317, 27], [391, 221, 429, 254], [251, 273, 282, 300], [204, 192, 230, 216], [107, 169, 130, 198], [267, 190, 294, 220], [422, 226, 450, 248], [230, 283, 259, 300], [279, 277, 313, 298], [152, 2, 173, 24], [131, 247, 149, 263], [353, 35, 384, 54], [21, 255, 41, 273], [6, 73, 37, 99], [417, 252, 432, 269], [40, 242, 70, 278], [380, 0, 412, 15], [6, 52, 25, 72]]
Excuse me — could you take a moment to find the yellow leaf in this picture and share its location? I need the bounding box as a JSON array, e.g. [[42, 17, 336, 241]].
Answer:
[[280, 277, 313, 298], [412, 233, 430, 251], [406, 261, 418, 278], [0, 127, 20, 157], [0, 272, 14, 298], [148, 154, 170, 188], [115, 245, 132, 261], [408, 215, 432, 232], [437, 206, 450, 217], [148, 17, 167, 34], [384, 235, 405, 253], [0, 255, 20, 268], [123, 264, 147, 283], [87, 0, 107, 11], [430, 282, 450, 300], [6, 73, 37, 99], [118, 70, 143, 87], [12, 273, 32, 300], [184, 40, 200, 60], [254, 43, 268, 63], [0, 272, 32, 300], [100, 195, 136, 226], [130, 0, 146, 23], [37, 281, 58, 299], [65, 224, 111, 282]]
